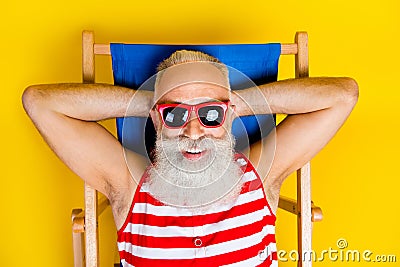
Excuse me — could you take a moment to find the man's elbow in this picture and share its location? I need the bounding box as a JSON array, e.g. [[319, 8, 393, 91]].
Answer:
[[22, 85, 44, 117], [339, 77, 359, 106]]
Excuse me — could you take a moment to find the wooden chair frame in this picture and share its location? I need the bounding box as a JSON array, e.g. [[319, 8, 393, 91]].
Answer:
[[72, 30, 323, 267]]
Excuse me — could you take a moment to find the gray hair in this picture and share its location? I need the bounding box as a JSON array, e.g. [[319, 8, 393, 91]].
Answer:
[[155, 50, 229, 90]]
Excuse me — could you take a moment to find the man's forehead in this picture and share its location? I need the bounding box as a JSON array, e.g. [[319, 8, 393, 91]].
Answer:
[[155, 62, 229, 101], [158, 96, 227, 105], [156, 82, 230, 104]]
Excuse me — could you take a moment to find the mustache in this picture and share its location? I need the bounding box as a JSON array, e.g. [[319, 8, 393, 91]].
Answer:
[[178, 136, 214, 150], [157, 134, 235, 152]]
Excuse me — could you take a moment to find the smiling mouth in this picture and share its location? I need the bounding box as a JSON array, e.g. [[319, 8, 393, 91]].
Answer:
[[182, 148, 207, 160]]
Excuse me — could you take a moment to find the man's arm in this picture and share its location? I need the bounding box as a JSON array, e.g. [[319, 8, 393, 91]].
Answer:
[[232, 77, 359, 211], [22, 83, 153, 201]]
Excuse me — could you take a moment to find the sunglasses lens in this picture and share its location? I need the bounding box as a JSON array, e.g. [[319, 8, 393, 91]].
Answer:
[[198, 105, 225, 127], [162, 107, 189, 127]]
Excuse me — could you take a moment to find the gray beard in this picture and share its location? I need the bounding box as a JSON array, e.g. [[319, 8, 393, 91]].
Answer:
[[144, 133, 244, 209]]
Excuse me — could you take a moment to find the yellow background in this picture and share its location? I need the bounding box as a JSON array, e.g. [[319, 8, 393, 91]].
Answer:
[[1, 0, 399, 266]]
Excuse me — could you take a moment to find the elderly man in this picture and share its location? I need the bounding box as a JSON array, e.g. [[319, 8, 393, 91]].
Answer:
[[22, 50, 358, 266]]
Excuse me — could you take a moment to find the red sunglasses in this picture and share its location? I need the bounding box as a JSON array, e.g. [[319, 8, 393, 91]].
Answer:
[[156, 101, 230, 129]]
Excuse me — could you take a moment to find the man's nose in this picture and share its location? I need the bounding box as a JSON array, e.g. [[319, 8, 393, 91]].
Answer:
[[182, 111, 205, 139]]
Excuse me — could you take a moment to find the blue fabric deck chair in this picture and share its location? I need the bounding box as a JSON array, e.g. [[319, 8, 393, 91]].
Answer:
[[110, 43, 280, 157], [72, 30, 323, 267]]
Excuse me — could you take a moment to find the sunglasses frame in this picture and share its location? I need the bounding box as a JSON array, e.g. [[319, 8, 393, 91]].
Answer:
[[156, 101, 230, 129]]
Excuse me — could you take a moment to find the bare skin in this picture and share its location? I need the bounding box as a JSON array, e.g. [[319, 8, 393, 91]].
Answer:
[[22, 65, 358, 230]]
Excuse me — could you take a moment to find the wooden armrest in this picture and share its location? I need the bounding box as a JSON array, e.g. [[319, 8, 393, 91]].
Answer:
[[71, 196, 110, 234], [72, 208, 85, 233], [71, 208, 85, 267], [278, 195, 323, 222], [311, 202, 323, 222], [278, 195, 297, 214]]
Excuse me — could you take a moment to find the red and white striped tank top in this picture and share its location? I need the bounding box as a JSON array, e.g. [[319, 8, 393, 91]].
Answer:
[[117, 154, 277, 267]]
